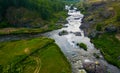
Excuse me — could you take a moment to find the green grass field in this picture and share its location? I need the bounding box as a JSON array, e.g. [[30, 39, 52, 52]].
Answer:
[[92, 33, 120, 68], [0, 37, 71, 73]]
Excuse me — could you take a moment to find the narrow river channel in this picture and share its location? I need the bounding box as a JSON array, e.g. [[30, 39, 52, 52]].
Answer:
[[0, 5, 120, 73], [43, 5, 120, 73]]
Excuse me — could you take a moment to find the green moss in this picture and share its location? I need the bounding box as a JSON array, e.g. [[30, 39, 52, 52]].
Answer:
[[0, 21, 10, 28], [78, 43, 88, 51], [96, 24, 102, 31]]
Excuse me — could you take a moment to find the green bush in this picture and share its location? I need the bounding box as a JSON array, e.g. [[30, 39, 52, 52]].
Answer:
[[77, 43, 88, 51], [0, 21, 10, 28], [116, 15, 120, 21], [92, 33, 120, 68], [96, 24, 102, 31], [0, 65, 3, 72], [0, 0, 65, 20]]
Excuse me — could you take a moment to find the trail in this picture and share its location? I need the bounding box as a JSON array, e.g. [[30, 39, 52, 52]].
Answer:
[[33, 57, 41, 73]]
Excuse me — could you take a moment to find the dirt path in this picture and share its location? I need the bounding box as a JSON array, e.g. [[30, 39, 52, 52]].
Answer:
[[33, 57, 41, 73]]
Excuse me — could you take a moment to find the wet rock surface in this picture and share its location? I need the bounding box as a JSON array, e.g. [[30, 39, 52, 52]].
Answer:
[[99, 10, 113, 19], [88, 30, 98, 38], [105, 25, 117, 33], [74, 32, 81, 36], [58, 30, 68, 36], [83, 62, 107, 73]]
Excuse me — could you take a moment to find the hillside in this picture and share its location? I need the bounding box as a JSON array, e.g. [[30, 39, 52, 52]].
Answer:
[[77, 0, 120, 68], [0, 1, 73, 73], [0, 0, 67, 35]]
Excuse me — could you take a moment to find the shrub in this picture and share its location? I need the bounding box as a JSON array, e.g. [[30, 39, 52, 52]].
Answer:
[[116, 15, 120, 21], [96, 24, 102, 31], [0, 65, 3, 72], [0, 21, 9, 28], [77, 43, 88, 51]]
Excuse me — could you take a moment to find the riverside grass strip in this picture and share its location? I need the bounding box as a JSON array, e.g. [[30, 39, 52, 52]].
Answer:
[[0, 37, 71, 73]]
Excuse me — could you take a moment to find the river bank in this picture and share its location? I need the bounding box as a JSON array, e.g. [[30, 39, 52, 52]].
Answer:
[[78, 0, 120, 69], [0, 4, 120, 73], [43, 5, 120, 73]]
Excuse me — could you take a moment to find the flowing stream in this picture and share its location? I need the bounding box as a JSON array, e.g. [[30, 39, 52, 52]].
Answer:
[[43, 5, 120, 73], [0, 5, 120, 73]]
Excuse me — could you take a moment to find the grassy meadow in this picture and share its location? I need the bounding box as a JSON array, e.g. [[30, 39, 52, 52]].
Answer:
[[92, 33, 120, 68], [0, 37, 71, 73]]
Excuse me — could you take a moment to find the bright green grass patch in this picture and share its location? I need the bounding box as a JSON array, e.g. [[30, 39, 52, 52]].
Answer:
[[0, 37, 71, 73], [77, 43, 88, 51], [35, 43, 71, 73], [0, 37, 53, 65], [92, 33, 120, 68]]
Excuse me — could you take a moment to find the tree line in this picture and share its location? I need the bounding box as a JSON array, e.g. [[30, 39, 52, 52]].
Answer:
[[0, 0, 65, 20]]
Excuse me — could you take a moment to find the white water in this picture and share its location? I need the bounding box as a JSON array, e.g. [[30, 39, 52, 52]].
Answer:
[[43, 5, 120, 73]]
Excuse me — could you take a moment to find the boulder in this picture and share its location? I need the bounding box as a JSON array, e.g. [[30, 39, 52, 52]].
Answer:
[[74, 32, 81, 36], [89, 30, 98, 38], [105, 24, 117, 33], [83, 61, 107, 73], [58, 30, 68, 36], [99, 11, 112, 19]]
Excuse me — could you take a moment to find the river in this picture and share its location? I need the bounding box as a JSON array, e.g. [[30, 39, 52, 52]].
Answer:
[[0, 5, 120, 73], [43, 5, 120, 73]]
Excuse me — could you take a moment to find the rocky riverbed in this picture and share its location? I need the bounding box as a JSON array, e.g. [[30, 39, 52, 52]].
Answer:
[[43, 5, 120, 73], [0, 5, 120, 73]]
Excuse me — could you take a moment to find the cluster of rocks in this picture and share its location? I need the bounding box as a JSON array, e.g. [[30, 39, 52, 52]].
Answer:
[[84, 24, 118, 38], [58, 30, 68, 36], [74, 32, 81, 36], [70, 53, 86, 73], [99, 10, 114, 19], [88, 30, 103, 38], [59, 30, 82, 36], [83, 61, 107, 73], [105, 24, 118, 33], [70, 52, 107, 73]]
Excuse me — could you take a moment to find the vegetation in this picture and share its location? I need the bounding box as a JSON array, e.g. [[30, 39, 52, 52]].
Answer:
[[0, 0, 65, 20], [63, 0, 80, 4], [77, 0, 120, 30], [77, 0, 120, 68], [96, 24, 102, 31], [0, 0, 67, 35], [0, 37, 71, 73], [0, 24, 62, 35], [59, 30, 68, 36], [92, 33, 120, 68], [77, 43, 88, 51]]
